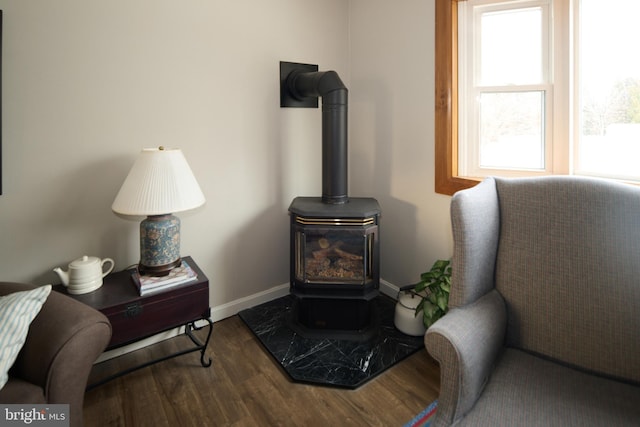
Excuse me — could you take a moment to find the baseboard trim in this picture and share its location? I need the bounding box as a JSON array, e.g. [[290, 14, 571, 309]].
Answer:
[[210, 283, 290, 322], [96, 280, 399, 363], [379, 279, 399, 299]]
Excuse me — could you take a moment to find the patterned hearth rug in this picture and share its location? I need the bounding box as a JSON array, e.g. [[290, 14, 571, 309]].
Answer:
[[238, 294, 425, 389], [404, 400, 438, 427]]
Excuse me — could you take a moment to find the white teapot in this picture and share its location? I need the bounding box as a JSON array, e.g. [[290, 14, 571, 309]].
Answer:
[[53, 255, 115, 295]]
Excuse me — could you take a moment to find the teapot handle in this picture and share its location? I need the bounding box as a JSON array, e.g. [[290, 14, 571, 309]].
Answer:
[[101, 258, 115, 278]]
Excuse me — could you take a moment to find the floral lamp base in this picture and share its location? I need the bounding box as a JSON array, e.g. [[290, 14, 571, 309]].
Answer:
[[139, 214, 181, 276]]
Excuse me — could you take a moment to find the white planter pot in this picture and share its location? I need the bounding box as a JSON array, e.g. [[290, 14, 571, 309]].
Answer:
[[394, 290, 427, 336]]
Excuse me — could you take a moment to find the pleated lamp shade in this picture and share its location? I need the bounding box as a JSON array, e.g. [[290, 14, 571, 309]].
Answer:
[[112, 147, 205, 276], [112, 147, 205, 216]]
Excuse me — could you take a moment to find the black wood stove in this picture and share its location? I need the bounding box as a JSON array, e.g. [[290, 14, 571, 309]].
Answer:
[[281, 62, 381, 340]]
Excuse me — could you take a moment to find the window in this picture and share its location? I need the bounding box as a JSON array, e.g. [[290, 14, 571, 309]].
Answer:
[[458, 0, 552, 177], [576, 0, 640, 180], [435, 0, 640, 195]]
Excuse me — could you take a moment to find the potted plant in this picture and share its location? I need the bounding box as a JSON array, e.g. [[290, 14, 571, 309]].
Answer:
[[414, 259, 452, 328], [394, 259, 452, 335]]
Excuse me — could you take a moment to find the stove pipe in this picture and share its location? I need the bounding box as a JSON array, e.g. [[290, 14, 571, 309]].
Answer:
[[286, 70, 348, 204]]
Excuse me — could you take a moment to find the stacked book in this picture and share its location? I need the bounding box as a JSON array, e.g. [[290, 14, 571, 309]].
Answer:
[[130, 260, 198, 296]]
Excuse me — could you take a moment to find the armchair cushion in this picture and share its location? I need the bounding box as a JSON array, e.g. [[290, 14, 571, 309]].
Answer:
[[0, 285, 52, 389], [456, 349, 640, 426]]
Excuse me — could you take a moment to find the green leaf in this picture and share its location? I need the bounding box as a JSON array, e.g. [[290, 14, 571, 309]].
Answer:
[[422, 309, 431, 327], [440, 282, 451, 293], [433, 259, 448, 270], [423, 307, 438, 328], [422, 300, 437, 317], [437, 294, 448, 311], [423, 308, 443, 328], [421, 272, 434, 282], [428, 293, 438, 304]]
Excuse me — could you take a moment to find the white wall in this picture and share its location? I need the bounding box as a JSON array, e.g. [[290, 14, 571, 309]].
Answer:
[[349, 0, 453, 286], [0, 0, 349, 308], [0, 0, 453, 314]]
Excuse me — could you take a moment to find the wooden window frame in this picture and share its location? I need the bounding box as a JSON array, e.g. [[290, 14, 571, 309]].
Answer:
[[435, 0, 480, 195], [435, 0, 639, 194]]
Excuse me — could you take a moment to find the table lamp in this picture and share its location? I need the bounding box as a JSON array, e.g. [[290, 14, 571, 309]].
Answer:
[[112, 147, 205, 276]]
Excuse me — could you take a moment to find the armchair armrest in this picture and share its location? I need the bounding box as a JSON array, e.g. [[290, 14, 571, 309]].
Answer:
[[425, 290, 506, 426], [1, 283, 111, 427]]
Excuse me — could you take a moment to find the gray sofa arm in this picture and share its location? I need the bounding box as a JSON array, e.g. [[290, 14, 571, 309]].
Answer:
[[425, 290, 506, 426], [1, 282, 111, 427]]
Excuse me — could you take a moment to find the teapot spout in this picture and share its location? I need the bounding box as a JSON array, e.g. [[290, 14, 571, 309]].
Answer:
[[53, 267, 69, 286]]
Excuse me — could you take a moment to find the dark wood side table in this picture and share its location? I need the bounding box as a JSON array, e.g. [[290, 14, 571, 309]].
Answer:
[[54, 256, 212, 389]]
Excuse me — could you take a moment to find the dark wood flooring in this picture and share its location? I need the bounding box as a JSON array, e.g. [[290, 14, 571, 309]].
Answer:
[[83, 315, 440, 427]]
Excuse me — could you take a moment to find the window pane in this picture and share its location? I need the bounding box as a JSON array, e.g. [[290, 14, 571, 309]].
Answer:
[[479, 91, 545, 170], [480, 7, 543, 86], [578, 0, 640, 180]]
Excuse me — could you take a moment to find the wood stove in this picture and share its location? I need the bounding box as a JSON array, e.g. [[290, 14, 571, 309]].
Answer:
[[289, 197, 380, 338], [281, 62, 381, 339]]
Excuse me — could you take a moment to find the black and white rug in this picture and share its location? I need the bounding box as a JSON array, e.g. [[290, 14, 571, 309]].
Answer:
[[238, 294, 425, 389]]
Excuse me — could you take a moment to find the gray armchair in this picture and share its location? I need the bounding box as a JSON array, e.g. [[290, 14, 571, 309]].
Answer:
[[0, 282, 111, 427], [426, 176, 640, 426]]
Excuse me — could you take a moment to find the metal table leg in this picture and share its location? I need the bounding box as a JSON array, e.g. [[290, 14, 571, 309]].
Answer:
[[87, 317, 213, 391]]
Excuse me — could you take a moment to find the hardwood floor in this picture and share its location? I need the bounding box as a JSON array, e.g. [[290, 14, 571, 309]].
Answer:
[[83, 315, 440, 427]]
